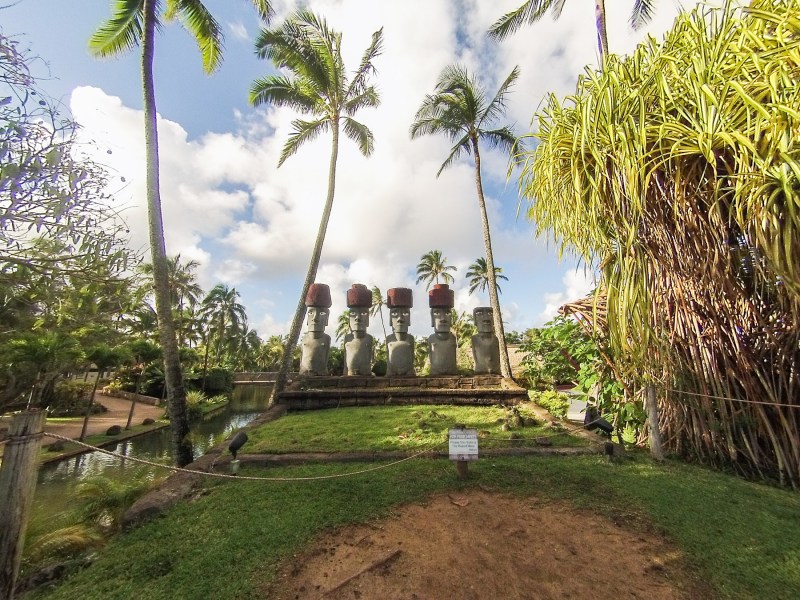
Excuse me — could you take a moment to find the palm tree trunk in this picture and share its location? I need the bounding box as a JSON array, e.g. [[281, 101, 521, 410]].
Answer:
[[595, 0, 609, 56], [79, 376, 100, 442], [470, 137, 512, 379], [270, 119, 341, 403], [142, 0, 192, 466]]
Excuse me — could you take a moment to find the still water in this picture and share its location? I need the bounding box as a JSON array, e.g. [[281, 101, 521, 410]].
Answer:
[[33, 385, 271, 511]]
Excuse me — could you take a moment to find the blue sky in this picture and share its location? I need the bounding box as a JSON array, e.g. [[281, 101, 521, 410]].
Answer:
[[4, 0, 693, 340]]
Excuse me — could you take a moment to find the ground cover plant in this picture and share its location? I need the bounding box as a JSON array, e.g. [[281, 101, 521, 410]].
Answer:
[[25, 454, 800, 600], [244, 404, 586, 453]]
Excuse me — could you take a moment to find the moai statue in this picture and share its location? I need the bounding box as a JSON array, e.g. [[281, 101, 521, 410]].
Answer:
[[427, 284, 458, 376], [344, 283, 374, 376], [386, 287, 415, 376], [472, 306, 501, 375], [299, 283, 332, 376]]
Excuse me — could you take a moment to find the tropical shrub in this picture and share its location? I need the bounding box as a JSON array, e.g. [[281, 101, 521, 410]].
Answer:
[[519, 0, 800, 487]]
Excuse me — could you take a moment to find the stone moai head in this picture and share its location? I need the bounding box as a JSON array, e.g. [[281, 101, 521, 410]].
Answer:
[[473, 306, 494, 334], [347, 283, 372, 333], [305, 283, 332, 332], [387, 287, 413, 334], [429, 284, 454, 332]]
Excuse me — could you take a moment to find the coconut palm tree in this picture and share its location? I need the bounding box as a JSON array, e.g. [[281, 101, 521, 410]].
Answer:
[[410, 65, 519, 378], [89, 0, 272, 466], [467, 257, 509, 295], [415, 250, 457, 290], [250, 10, 383, 402], [140, 255, 203, 347], [370, 286, 388, 340], [335, 310, 352, 345], [198, 284, 247, 379], [488, 0, 658, 56]]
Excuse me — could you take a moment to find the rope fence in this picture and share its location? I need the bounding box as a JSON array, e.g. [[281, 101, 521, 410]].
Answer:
[[38, 418, 605, 482], [659, 386, 799, 409]]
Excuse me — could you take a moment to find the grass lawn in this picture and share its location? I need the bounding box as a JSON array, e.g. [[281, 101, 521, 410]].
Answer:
[[244, 404, 587, 453], [26, 454, 800, 600]]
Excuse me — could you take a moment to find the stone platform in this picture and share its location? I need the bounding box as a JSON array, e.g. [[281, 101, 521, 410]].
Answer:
[[277, 375, 528, 410]]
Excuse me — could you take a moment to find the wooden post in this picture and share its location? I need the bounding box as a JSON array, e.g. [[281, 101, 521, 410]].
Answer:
[[645, 385, 665, 461], [455, 460, 469, 480], [0, 410, 46, 599]]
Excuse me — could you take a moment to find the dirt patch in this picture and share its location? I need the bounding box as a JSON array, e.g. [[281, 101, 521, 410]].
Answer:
[[263, 491, 712, 600]]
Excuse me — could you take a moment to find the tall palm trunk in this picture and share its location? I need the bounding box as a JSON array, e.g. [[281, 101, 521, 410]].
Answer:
[[595, 0, 609, 56], [142, 0, 192, 466], [270, 119, 340, 403], [470, 137, 512, 379]]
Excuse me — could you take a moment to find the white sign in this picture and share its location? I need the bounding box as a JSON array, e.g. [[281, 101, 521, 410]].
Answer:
[[449, 428, 479, 461]]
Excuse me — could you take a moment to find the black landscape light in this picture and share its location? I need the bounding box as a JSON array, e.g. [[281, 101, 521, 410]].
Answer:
[[228, 431, 248, 474], [584, 406, 614, 436]]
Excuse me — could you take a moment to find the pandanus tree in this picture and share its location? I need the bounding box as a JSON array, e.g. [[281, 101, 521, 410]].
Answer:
[[518, 0, 800, 487], [89, 0, 273, 466], [415, 250, 457, 290], [410, 66, 520, 379], [489, 0, 658, 56], [250, 10, 383, 402]]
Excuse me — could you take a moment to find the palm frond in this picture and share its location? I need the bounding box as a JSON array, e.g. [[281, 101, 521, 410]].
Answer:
[[479, 66, 520, 128], [89, 0, 147, 58], [480, 127, 518, 154], [279, 117, 329, 166], [437, 134, 471, 176], [341, 117, 374, 157], [344, 86, 380, 115], [346, 27, 384, 100], [249, 75, 319, 112], [168, 0, 224, 73], [488, 0, 555, 41], [630, 0, 657, 30]]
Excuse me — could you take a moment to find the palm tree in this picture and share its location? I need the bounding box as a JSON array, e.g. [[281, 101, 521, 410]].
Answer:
[[415, 250, 457, 290], [370, 286, 388, 340], [488, 0, 658, 56], [250, 10, 383, 402], [89, 0, 272, 466], [198, 284, 247, 388], [467, 257, 509, 295], [410, 65, 519, 378], [140, 255, 203, 346], [335, 310, 352, 345]]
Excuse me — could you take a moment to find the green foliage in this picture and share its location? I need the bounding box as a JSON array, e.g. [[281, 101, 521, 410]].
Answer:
[[519, 316, 586, 387], [47, 381, 101, 417], [529, 389, 570, 419], [327, 346, 344, 375], [203, 367, 232, 395]]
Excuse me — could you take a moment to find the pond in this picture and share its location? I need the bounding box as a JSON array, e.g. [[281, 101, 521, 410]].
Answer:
[[33, 385, 272, 514]]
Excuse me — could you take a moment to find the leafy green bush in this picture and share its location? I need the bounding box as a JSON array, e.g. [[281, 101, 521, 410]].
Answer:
[[529, 390, 571, 419], [47, 381, 104, 417], [204, 367, 232, 394]]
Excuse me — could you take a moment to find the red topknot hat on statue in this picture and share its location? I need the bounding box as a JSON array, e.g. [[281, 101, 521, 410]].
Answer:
[[305, 283, 332, 308], [387, 287, 413, 308], [346, 283, 372, 308], [428, 283, 454, 309]]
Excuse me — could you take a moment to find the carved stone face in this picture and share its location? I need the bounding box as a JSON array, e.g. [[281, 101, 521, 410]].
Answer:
[[430, 308, 452, 333], [474, 307, 494, 334], [349, 308, 370, 332], [307, 307, 329, 332], [390, 308, 411, 333]]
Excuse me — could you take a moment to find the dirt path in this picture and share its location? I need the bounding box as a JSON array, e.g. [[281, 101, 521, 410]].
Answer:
[[38, 395, 165, 446], [263, 491, 712, 600]]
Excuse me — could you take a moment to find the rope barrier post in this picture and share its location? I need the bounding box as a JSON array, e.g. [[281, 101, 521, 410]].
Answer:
[[0, 409, 46, 600], [645, 385, 665, 461]]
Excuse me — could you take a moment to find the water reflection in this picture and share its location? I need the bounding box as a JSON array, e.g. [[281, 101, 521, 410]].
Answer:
[[33, 385, 271, 513]]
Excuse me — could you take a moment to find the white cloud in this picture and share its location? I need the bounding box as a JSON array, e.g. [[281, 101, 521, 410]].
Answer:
[[69, 0, 694, 340], [538, 267, 596, 325], [227, 21, 249, 42]]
